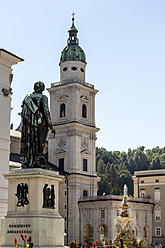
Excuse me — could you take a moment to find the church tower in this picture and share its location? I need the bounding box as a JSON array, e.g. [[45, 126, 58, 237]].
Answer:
[[47, 16, 99, 244]]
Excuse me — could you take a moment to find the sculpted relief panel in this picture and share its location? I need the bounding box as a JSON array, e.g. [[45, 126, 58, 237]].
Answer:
[[57, 137, 67, 150], [81, 137, 89, 151]]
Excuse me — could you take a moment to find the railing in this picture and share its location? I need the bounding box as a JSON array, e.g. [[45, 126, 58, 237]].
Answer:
[[79, 195, 152, 203], [51, 80, 94, 89], [80, 194, 122, 201]]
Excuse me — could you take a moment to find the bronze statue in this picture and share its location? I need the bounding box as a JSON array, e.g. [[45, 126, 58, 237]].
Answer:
[[43, 184, 55, 209], [20, 81, 55, 168], [15, 183, 29, 207], [51, 185, 55, 208]]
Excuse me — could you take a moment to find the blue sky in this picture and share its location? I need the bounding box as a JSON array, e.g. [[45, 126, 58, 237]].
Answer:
[[1, 0, 165, 152]]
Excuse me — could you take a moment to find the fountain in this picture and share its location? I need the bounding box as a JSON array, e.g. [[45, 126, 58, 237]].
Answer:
[[113, 185, 146, 248]]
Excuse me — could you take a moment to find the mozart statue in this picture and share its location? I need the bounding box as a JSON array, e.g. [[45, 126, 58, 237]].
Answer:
[[20, 81, 55, 168]]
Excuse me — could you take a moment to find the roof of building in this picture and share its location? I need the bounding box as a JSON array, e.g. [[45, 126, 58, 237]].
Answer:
[[78, 194, 154, 205], [134, 169, 165, 177], [60, 17, 86, 63], [0, 49, 24, 61], [10, 153, 68, 176]]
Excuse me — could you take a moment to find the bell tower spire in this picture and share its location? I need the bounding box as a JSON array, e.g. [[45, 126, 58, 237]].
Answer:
[[67, 13, 79, 45], [59, 14, 86, 83], [48, 16, 100, 244], [60, 14, 86, 64]]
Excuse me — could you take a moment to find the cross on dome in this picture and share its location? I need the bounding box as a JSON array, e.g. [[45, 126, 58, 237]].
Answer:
[[72, 12, 75, 19]]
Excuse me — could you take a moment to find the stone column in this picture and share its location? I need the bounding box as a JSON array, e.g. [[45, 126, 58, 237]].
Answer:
[[107, 207, 111, 241], [133, 176, 139, 198], [93, 207, 97, 241]]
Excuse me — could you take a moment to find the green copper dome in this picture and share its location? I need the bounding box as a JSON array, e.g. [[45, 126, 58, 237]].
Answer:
[[60, 16, 86, 63]]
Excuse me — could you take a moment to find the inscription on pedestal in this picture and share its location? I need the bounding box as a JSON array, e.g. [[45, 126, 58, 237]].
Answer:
[[7, 224, 32, 234]]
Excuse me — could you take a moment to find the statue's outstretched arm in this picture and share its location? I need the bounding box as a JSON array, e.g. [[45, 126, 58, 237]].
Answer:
[[42, 95, 55, 133]]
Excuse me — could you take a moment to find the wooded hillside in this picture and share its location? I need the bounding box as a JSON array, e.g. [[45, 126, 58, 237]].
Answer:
[[96, 146, 165, 196]]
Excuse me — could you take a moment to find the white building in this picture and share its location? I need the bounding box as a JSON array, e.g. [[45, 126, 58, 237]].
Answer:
[[0, 49, 23, 243], [79, 195, 153, 245], [134, 170, 165, 245]]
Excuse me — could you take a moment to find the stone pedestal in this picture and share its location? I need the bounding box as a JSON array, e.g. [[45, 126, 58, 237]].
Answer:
[[1, 168, 64, 248]]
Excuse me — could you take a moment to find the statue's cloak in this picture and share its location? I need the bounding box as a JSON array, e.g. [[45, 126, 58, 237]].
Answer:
[[20, 93, 52, 167]]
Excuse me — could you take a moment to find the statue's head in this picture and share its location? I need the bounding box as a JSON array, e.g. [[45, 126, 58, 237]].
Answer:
[[34, 81, 45, 93]]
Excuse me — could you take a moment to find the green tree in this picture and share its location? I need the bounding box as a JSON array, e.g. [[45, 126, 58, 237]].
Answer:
[[96, 147, 110, 165], [97, 159, 106, 174], [110, 185, 121, 195], [159, 153, 165, 168], [127, 157, 135, 175], [97, 174, 111, 195], [150, 155, 161, 170], [133, 150, 149, 171], [96, 145, 165, 196], [119, 170, 133, 195]]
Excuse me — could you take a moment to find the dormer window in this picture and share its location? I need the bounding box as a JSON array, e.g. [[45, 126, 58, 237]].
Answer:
[[60, 103, 65, 117], [82, 104, 87, 118]]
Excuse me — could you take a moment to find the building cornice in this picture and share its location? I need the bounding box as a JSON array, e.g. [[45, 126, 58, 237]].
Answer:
[[134, 169, 165, 177], [68, 172, 99, 178], [47, 81, 98, 94], [134, 173, 165, 178], [0, 49, 24, 65], [53, 121, 100, 131], [78, 197, 154, 206]]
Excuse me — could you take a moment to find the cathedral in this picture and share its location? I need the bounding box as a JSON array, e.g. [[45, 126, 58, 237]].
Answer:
[[1, 16, 163, 247]]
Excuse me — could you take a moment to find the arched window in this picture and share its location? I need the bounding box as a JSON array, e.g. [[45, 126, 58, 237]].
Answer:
[[135, 225, 141, 241], [82, 104, 87, 118], [85, 225, 93, 242], [143, 225, 149, 239], [60, 103, 65, 117], [83, 159, 87, 171], [83, 190, 88, 197], [99, 224, 108, 242]]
